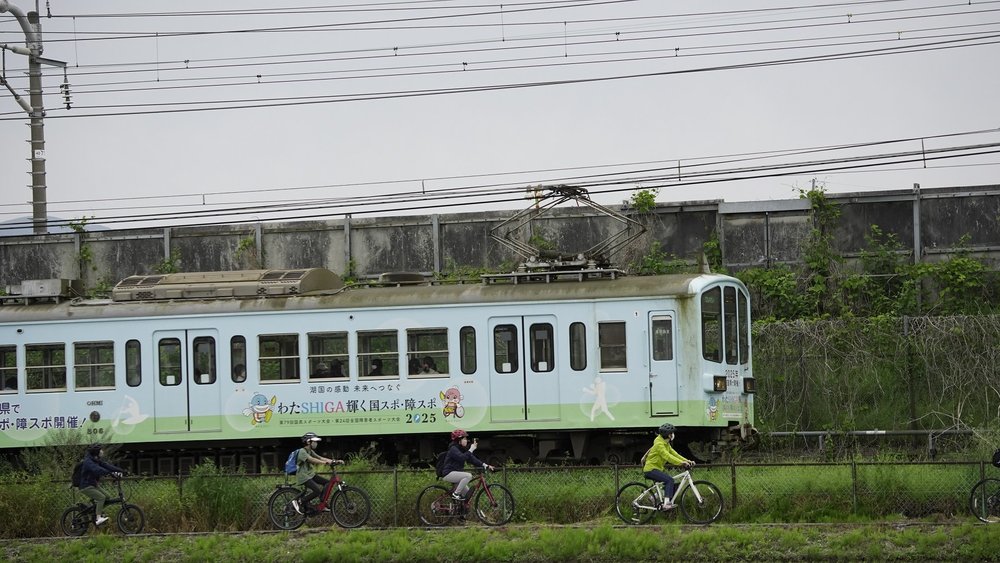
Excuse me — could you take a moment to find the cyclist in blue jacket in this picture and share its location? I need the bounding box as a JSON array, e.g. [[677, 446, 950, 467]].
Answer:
[[78, 444, 125, 526], [441, 429, 493, 500]]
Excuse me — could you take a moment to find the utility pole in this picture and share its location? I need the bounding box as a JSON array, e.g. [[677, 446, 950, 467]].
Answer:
[[1, 0, 66, 234]]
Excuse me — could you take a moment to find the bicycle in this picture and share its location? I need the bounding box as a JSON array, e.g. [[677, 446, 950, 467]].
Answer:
[[969, 450, 1000, 523], [267, 461, 372, 530], [416, 467, 514, 526], [614, 467, 724, 525], [61, 475, 146, 536]]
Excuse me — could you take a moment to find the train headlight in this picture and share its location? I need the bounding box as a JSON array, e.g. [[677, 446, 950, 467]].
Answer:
[[743, 377, 756, 394], [712, 376, 727, 392]]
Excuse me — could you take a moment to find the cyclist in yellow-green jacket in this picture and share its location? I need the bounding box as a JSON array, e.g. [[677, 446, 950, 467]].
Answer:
[[641, 423, 695, 510]]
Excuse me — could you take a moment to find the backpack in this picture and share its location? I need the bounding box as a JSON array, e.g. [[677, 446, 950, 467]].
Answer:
[[434, 451, 448, 478], [70, 461, 84, 488], [284, 448, 301, 475]]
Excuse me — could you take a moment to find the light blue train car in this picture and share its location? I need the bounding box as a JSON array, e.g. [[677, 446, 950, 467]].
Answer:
[[0, 268, 754, 473]]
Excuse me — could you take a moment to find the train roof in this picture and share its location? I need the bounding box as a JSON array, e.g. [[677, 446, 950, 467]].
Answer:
[[0, 269, 743, 323]]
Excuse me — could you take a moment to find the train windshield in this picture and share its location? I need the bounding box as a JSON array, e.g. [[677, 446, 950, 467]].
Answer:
[[701, 285, 750, 365]]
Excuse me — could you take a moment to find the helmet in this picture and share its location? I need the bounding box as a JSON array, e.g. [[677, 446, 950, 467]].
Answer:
[[450, 429, 468, 442], [301, 432, 321, 444], [657, 423, 676, 439], [86, 444, 102, 456]]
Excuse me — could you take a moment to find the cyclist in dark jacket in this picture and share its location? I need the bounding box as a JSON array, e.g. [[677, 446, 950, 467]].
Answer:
[[78, 444, 125, 525], [441, 429, 493, 500]]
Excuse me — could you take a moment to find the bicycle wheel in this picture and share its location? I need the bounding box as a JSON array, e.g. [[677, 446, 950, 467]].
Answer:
[[615, 482, 656, 525], [60, 504, 90, 537], [678, 480, 724, 524], [331, 485, 371, 528], [970, 478, 1000, 523], [416, 485, 452, 526], [268, 486, 306, 530], [474, 484, 514, 526], [117, 503, 146, 535]]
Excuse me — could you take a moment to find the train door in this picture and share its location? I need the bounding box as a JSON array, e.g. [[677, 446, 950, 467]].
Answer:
[[152, 330, 222, 434], [648, 312, 679, 415], [488, 315, 561, 422]]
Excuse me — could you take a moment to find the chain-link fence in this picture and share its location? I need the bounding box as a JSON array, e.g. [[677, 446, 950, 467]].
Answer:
[[2, 461, 993, 538]]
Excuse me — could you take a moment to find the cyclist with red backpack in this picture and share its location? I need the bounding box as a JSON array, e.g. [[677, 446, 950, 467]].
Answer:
[[441, 429, 493, 500], [291, 432, 343, 515]]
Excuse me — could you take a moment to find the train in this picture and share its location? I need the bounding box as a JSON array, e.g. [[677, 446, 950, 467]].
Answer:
[[0, 266, 755, 474]]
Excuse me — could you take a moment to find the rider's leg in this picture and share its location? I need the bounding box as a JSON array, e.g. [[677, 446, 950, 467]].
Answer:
[[79, 485, 109, 520], [643, 469, 675, 509], [443, 471, 472, 498], [300, 475, 327, 505]]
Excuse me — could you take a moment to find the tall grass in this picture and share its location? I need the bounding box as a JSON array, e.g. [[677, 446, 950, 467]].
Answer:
[[0, 459, 993, 538]]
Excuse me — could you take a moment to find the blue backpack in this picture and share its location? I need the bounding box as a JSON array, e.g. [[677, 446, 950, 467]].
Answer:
[[284, 449, 301, 475]]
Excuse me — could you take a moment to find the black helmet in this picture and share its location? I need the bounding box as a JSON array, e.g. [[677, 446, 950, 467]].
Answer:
[[657, 423, 676, 439], [86, 444, 102, 456], [302, 432, 321, 444]]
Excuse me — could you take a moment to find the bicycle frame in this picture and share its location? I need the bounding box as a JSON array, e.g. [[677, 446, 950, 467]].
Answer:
[[448, 472, 495, 510], [633, 470, 697, 510], [312, 467, 346, 513]]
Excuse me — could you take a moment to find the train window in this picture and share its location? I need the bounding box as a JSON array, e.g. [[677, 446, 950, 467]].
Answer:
[[407, 328, 448, 377], [74, 341, 115, 389], [569, 323, 586, 371], [231, 336, 247, 383], [739, 289, 750, 365], [0, 345, 16, 392], [724, 287, 738, 365], [126, 340, 141, 387], [25, 343, 66, 391], [259, 334, 300, 382], [460, 326, 476, 375], [358, 330, 398, 379], [651, 317, 673, 361], [493, 325, 518, 373], [598, 322, 627, 371], [308, 332, 348, 380], [529, 323, 554, 372], [701, 287, 722, 363], [158, 338, 182, 386], [192, 337, 217, 385]]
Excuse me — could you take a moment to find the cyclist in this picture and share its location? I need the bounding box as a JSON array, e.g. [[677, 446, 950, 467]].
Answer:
[[291, 432, 344, 515], [78, 444, 125, 526], [641, 423, 694, 511], [442, 429, 493, 500]]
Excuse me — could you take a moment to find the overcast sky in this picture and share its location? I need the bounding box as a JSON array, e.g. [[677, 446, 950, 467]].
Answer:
[[1, 0, 999, 232]]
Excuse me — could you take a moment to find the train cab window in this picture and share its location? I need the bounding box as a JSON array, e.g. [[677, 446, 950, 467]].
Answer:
[[529, 323, 554, 372], [358, 330, 398, 379], [192, 337, 216, 385], [74, 341, 115, 389], [231, 336, 247, 383], [25, 343, 66, 392], [125, 340, 141, 387], [569, 323, 587, 371], [598, 322, 627, 371], [460, 326, 476, 375], [259, 334, 300, 382], [308, 332, 348, 380], [158, 338, 182, 386], [493, 325, 519, 373], [651, 317, 673, 361], [739, 289, 750, 364], [701, 287, 722, 363], [724, 287, 739, 365], [407, 328, 448, 377], [0, 345, 16, 392]]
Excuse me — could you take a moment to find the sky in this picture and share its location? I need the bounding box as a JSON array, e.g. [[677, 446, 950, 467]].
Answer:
[[1, 0, 1000, 233]]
